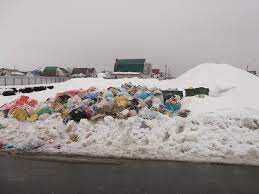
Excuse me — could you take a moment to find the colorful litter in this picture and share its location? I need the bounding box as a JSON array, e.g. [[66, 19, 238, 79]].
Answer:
[[0, 83, 191, 124]]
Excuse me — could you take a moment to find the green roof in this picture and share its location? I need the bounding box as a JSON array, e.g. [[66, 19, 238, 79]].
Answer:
[[43, 66, 68, 76], [114, 59, 146, 73]]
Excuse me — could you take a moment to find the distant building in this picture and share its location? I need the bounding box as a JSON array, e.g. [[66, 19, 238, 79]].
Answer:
[[152, 69, 160, 74], [0, 68, 25, 76], [42, 66, 69, 77], [72, 68, 97, 77], [113, 59, 152, 78], [151, 68, 162, 78], [28, 69, 42, 76]]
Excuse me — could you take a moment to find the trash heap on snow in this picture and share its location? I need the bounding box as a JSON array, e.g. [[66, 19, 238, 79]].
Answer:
[[0, 82, 209, 152], [0, 83, 183, 123]]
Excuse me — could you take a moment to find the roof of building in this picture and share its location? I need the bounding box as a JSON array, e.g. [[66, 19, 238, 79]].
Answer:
[[43, 66, 69, 76], [116, 59, 146, 65]]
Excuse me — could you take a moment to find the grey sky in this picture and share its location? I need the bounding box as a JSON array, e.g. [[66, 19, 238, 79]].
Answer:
[[0, 0, 258, 76]]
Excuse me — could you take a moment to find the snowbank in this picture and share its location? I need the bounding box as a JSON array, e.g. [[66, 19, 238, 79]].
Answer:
[[1, 63, 259, 165]]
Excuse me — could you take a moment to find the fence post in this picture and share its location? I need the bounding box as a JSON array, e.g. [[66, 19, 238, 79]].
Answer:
[[4, 77, 6, 86], [13, 77, 15, 86]]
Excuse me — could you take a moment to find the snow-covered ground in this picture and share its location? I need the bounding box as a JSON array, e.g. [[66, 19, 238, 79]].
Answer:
[[1, 63, 259, 165]]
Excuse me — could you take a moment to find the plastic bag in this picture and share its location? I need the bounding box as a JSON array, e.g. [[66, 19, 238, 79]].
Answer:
[[69, 107, 87, 122], [27, 113, 39, 122], [37, 106, 53, 116], [114, 96, 129, 109], [12, 108, 29, 121]]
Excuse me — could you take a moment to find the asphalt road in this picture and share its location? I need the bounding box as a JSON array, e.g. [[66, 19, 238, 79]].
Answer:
[[0, 155, 259, 194]]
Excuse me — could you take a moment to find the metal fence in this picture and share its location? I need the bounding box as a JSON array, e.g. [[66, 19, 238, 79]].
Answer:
[[0, 76, 70, 86]]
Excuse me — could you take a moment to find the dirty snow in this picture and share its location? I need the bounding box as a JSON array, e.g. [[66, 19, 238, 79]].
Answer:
[[1, 63, 259, 166]]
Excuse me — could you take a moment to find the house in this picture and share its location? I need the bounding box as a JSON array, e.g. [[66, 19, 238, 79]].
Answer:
[[0, 68, 25, 76], [113, 59, 152, 78], [152, 69, 160, 74], [42, 66, 69, 77], [72, 68, 97, 77], [151, 68, 162, 78], [28, 69, 42, 76]]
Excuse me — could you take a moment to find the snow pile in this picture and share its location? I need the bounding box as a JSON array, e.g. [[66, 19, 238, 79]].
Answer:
[[171, 63, 259, 114], [1, 63, 259, 166]]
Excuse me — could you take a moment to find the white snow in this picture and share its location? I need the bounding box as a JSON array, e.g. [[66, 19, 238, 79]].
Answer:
[[1, 63, 259, 166]]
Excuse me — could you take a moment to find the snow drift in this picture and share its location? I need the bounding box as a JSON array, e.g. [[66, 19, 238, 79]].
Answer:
[[1, 63, 259, 166]]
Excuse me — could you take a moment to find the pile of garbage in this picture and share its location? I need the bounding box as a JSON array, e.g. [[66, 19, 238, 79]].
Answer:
[[0, 83, 184, 124], [0, 83, 211, 153]]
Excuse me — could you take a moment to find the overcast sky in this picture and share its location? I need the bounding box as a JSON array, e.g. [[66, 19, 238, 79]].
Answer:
[[0, 0, 258, 76]]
